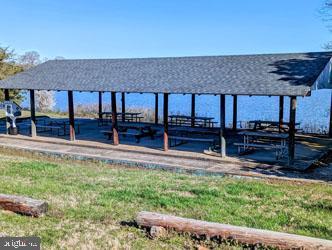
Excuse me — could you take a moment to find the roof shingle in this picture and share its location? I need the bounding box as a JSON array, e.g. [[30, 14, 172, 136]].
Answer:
[[0, 52, 331, 96]]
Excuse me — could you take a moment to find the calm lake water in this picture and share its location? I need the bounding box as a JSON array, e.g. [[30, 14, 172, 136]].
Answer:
[[23, 89, 332, 133]]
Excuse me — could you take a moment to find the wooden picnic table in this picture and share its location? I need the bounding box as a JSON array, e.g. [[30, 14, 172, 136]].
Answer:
[[117, 112, 144, 122], [168, 126, 219, 147], [99, 112, 143, 125], [169, 126, 219, 135], [17, 118, 81, 136], [168, 115, 216, 128], [102, 122, 156, 143], [236, 131, 289, 160], [249, 120, 300, 132]]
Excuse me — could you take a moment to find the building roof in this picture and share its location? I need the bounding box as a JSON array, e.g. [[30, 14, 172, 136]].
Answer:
[[1, 52, 331, 96]]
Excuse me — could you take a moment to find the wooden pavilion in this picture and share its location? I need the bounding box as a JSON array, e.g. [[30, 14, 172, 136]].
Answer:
[[0, 52, 332, 165]]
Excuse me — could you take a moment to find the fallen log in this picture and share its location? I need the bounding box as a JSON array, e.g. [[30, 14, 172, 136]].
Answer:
[[0, 194, 48, 217], [136, 211, 332, 250]]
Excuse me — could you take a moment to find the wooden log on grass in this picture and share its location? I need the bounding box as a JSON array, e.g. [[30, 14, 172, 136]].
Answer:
[[0, 194, 48, 217], [136, 211, 332, 250]]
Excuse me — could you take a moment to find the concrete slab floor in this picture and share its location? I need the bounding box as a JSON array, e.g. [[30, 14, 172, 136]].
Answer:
[[0, 120, 331, 183]]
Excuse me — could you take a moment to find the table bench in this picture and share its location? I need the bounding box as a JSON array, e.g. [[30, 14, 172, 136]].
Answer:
[[98, 118, 110, 126], [236, 131, 289, 160], [234, 142, 286, 159], [101, 130, 143, 143], [36, 125, 63, 135], [168, 126, 218, 148], [168, 135, 216, 147], [169, 115, 216, 128], [101, 122, 157, 143], [19, 120, 81, 136], [249, 120, 301, 132]]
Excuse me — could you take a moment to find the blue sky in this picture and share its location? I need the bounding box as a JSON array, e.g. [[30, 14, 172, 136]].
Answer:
[[1, 0, 331, 59]]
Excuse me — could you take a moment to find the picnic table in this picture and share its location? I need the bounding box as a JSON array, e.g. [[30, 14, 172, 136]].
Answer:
[[235, 131, 289, 160], [17, 118, 81, 136], [168, 126, 219, 147], [98, 112, 143, 126], [101, 122, 156, 143], [249, 120, 300, 132], [168, 115, 217, 128], [117, 112, 144, 122]]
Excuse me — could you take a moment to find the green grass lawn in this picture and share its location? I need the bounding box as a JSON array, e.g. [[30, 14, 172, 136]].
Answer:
[[0, 151, 331, 249]]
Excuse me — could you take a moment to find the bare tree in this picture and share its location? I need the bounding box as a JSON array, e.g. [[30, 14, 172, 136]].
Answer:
[[18, 51, 41, 70], [35, 90, 56, 112], [18, 51, 57, 111]]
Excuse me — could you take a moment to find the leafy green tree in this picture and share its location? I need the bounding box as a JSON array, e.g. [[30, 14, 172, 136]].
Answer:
[[0, 47, 24, 103]]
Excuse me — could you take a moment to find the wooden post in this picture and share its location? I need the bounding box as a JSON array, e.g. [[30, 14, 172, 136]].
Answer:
[[4, 89, 9, 100], [232, 95, 237, 131], [329, 91, 332, 138], [220, 94, 226, 157], [30, 90, 36, 137], [98, 92, 103, 119], [121, 92, 126, 122], [68, 91, 75, 141], [4, 89, 10, 134], [154, 93, 159, 125], [288, 96, 297, 165], [279, 96, 284, 133], [191, 94, 196, 127], [111, 92, 119, 145], [163, 93, 169, 151]]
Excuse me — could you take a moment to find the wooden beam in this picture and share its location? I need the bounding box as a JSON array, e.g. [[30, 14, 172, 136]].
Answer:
[[4, 89, 9, 100], [232, 95, 237, 131], [111, 92, 119, 145], [329, 91, 332, 138], [154, 93, 159, 125], [163, 93, 169, 151], [279, 96, 284, 133], [136, 211, 332, 250], [0, 193, 48, 217], [121, 92, 126, 121], [30, 90, 36, 137], [68, 91, 75, 141], [98, 92, 103, 119], [220, 94, 226, 157], [4, 89, 10, 134], [191, 94, 195, 127], [288, 96, 297, 165]]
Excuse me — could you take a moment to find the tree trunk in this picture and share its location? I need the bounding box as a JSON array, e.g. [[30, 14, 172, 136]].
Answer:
[[0, 194, 48, 217], [136, 211, 332, 250]]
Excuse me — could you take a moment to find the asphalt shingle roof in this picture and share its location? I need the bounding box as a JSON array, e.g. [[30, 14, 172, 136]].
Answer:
[[0, 52, 331, 96]]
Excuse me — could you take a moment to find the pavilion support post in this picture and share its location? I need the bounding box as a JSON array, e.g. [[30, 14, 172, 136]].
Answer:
[[4, 89, 10, 100], [121, 92, 126, 122], [288, 96, 297, 165], [68, 91, 75, 141], [4, 89, 10, 134], [279, 96, 284, 133], [163, 93, 169, 151], [98, 92, 103, 119], [220, 94, 226, 157], [30, 90, 36, 137], [154, 93, 159, 125], [329, 91, 332, 138], [191, 94, 196, 127], [232, 95, 237, 131], [111, 92, 119, 145]]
